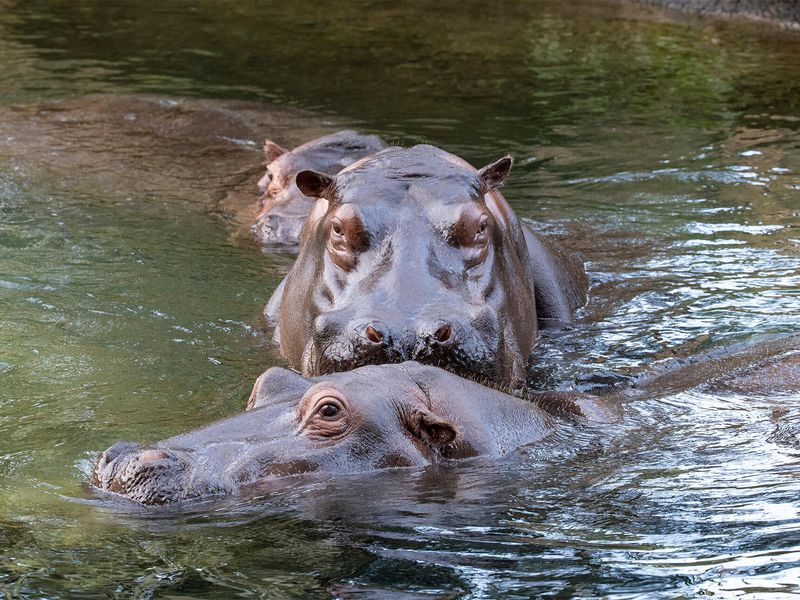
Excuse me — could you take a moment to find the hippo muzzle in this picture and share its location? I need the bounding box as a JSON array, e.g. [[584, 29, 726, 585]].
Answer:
[[91, 442, 217, 505], [305, 304, 503, 381]]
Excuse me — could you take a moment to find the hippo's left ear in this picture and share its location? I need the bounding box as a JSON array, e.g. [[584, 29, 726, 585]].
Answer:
[[477, 155, 513, 191], [296, 170, 334, 199], [247, 367, 310, 410], [264, 140, 289, 163], [409, 408, 458, 449]]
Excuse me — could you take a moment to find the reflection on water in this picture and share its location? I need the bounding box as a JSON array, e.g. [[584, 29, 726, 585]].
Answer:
[[1, 0, 799, 597]]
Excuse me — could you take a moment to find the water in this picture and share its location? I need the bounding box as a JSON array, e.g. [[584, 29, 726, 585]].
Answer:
[[1, 0, 799, 597]]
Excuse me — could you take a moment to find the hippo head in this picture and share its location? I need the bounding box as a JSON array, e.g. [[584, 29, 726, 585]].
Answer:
[[277, 145, 537, 387], [91, 365, 477, 506], [254, 131, 386, 245]]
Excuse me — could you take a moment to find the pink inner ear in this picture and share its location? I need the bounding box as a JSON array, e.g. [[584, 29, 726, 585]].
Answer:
[[138, 449, 169, 463]]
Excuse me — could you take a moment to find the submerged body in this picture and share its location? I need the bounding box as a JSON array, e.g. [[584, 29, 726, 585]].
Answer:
[[640, 0, 800, 28], [266, 144, 588, 388], [91, 362, 612, 506], [632, 334, 800, 398], [253, 130, 386, 245]]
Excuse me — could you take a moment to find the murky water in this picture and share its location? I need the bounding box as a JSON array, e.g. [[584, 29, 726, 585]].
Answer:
[[1, 1, 799, 597]]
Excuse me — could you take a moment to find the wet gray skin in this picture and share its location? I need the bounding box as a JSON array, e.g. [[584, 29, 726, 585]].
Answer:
[[640, 0, 800, 28], [253, 130, 386, 245], [92, 362, 606, 506], [265, 144, 588, 388]]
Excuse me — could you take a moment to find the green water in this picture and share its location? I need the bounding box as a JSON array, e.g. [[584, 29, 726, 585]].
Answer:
[[1, 1, 799, 597]]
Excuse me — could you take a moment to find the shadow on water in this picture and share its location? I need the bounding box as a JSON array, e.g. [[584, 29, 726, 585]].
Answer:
[[1, 0, 799, 597]]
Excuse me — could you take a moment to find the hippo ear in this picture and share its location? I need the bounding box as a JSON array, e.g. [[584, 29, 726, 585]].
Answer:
[[477, 155, 513, 191], [296, 170, 334, 199], [247, 367, 310, 410], [264, 140, 289, 163], [409, 408, 458, 449]]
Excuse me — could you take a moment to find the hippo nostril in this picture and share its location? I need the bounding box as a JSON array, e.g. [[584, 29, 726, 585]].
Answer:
[[138, 449, 170, 463], [365, 325, 384, 344], [100, 441, 140, 464], [434, 324, 453, 344]]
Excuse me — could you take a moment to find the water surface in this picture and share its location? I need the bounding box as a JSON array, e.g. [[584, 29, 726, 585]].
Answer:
[[1, 1, 799, 597]]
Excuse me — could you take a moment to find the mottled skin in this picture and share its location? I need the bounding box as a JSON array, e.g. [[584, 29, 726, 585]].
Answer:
[[265, 145, 588, 387], [91, 362, 613, 505], [253, 131, 386, 245]]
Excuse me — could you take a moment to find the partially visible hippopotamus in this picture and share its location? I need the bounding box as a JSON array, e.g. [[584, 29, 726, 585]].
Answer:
[[265, 144, 589, 388], [631, 334, 800, 398], [253, 130, 386, 245], [91, 362, 615, 505], [639, 0, 800, 29]]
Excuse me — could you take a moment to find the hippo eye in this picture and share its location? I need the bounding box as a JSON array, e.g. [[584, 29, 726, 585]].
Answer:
[[317, 401, 342, 420], [301, 392, 351, 439], [470, 215, 490, 252], [327, 211, 369, 271], [476, 215, 490, 237]]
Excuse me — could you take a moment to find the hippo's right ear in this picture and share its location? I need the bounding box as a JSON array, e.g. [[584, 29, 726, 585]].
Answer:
[[264, 140, 289, 163], [409, 408, 458, 450], [477, 155, 513, 191], [296, 170, 334, 199], [247, 367, 310, 410]]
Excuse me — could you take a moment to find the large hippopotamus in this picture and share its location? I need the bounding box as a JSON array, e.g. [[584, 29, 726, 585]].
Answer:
[[265, 144, 589, 388], [253, 130, 386, 245], [91, 362, 615, 505]]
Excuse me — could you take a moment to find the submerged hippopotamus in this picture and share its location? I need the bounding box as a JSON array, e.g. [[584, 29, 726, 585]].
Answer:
[[90, 335, 800, 506], [91, 362, 614, 505], [253, 130, 386, 245], [265, 144, 588, 387]]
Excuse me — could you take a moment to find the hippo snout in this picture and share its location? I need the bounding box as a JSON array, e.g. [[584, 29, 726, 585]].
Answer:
[[308, 310, 499, 378], [359, 320, 454, 349], [92, 442, 213, 505]]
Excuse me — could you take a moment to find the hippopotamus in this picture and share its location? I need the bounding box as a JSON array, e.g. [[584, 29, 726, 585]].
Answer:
[[91, 362, 615, 505], [90, 335, 800, 506], [253, 130, 386, 245], [265, 144, 588, 388]]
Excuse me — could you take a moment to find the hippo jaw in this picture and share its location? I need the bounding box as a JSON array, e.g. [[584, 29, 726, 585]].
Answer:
[[254, 166, 314, 245], [91, 441, 315, 506], [294, 230, 522, 384]]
